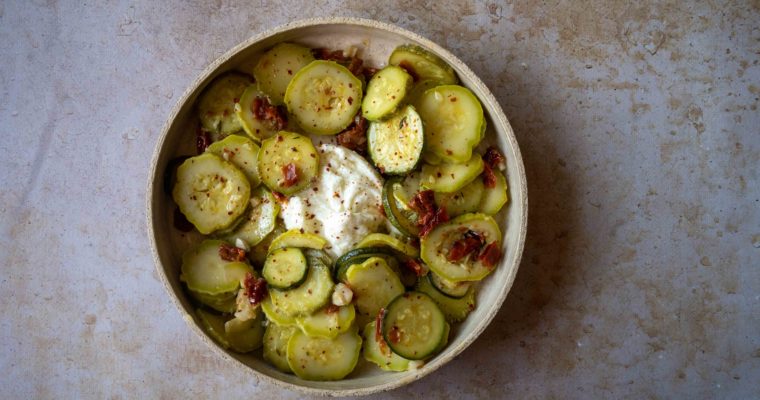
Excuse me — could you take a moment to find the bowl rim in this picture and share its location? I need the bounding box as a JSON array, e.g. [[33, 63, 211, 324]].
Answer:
[[146, 16, 528, 397]]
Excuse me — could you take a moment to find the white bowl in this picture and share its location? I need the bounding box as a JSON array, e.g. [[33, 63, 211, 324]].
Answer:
[[147, 17, 527, 396]]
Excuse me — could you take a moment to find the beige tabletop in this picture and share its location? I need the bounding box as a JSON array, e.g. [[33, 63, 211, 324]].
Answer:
[[1, 1, 758, 398]]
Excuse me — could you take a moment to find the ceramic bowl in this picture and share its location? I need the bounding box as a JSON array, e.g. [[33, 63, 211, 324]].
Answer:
[[147, 17, 527, 396]]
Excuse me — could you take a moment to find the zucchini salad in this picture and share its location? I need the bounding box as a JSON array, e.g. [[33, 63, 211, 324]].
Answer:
[[168, 42, 510, 380]]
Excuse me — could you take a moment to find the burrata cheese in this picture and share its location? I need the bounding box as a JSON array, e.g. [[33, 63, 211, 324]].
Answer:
[[280, 144, 385, 258]]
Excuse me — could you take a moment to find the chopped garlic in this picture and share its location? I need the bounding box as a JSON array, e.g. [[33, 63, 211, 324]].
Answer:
[[235, 238, 249, 251], [332, 283, 353, 306]]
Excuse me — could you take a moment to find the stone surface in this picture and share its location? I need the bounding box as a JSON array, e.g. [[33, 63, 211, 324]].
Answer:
[[1, 1, 758, 398]]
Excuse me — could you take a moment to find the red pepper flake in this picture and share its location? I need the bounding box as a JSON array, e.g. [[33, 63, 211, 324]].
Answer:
[[447, 230, 485, 262], [243, 272, 268, 306], [403, 259, 426, 277], [280, 163, 299, 188], [219, 243, 246, 262], [482, 147, 506, 188], [196, 129, 211, 154], [410, 190, 449, 237], [336, 114, 368, 155], [325, 304, 340, 314], [477, 242, 502, 268], [252, 96, 287, 131], [388, 325, 402, 344], [397, 61, 419, 81]]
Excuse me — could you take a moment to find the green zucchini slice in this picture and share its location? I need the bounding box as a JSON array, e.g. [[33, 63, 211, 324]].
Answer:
[[197, 309, 264, 353], [197, 72, 254, 137], [222, 187, 279, 247], [434, 177, 484, 217], [382, 292, 447, 360], [361, 65, 413, 121], [173, 153, 251, 234], [253, 42, 315, 105], [420, 153, 484, 193], [263, 323, 297, 373], [417, 274, 476, 322], [261, 296, 296, 327], [181, 240, 253, 295], [345, 257, 405, 326], [234, 85, 281, 141], [268, 229, 328, 252], [420, 213, 502, 282], [382, 178, 420, 237], [388, 44, 458, 85], [257, 131, 319, 195], [268, 262, 334, 317], [479, 170, 509, 215], [284, 60, 363, 135], [416, 85, 484, 163], [356, 233, 419, 257], [367, 105, 424, 175], [205, 134, 261, 188], [362, 320, 411, 372], [263, 247, 308, 290], [296, 304, 356, 339], [286, 327, 362, 381]]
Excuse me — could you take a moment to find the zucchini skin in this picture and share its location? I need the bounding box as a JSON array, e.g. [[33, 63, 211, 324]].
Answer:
[[367, 104, 424, 175], [382, 291, 447, 360], [362, 65, 413, 121]]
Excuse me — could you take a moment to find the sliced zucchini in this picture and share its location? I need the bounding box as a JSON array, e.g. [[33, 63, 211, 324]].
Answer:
[[479, 170, 509, 215], [345, 257, 405, 326], [361, 65, 413, 121], [181, 240, 253, 295], [417, 274, 476, 322], [367, 105, 424, 175], [407, 79, 444, 108], [263, 247, 308, 290], [416, 85, 484, 163], [268, 262, 334, 317], [286, 327, 362, 381], [223, 187, 279, 247], [420, 213, 502, 282], [434, 177, 484, 217], [382, 178, 420, 237], [382, 292, 447, 360], [253, 42, 315, 105], [197, 72, 254, 137], [388, 44, 458, 85], [190, 289, 237, 313], [249, 224, 286, 266], [429, 272, 472, 299], [296, 304, 356, 339], [261, 296, 296, 327], [263, 323, 297, 373], [362, 320, 410, 372], [420, 153, 484, 193], [206, 134, 261, 188], [284, 60, 363, 135], [333, 247, 395, 281], [356, 233, 419, 258], [257, 131, 319, 195], [173, 153, 251, 234], [197, 308, 264, 353], [234, 85, 281, 141], [268, 229, 328, 252]]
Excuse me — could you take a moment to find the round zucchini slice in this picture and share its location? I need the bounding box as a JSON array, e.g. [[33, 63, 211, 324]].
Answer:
[[420, 213, 502, 282], [197, 72, 253, 137], [382, 292, 447, 360], [296, 304, 356, 339], [434, 177, 484, 217], [367, 104, 424, 175], [180, 240, 253, 295], [362, 320, 411, 372], [416, 85, 484, 163], [264, 323, 297, 373], [222, 187, 279, 247], [234, 85, 282, 141], [479, 170, 509, 215], [253, 42, 315, 105], [284, 60, 363, 135], [417, 274, 476, 322], [388, 44, 458, 85], [205, 134, 261, 188], [345, 257, 405, 327], [173, 153, 251, 235], [268, 229, 328, 252], [362, 65, 413, 121], [333, 246, 395, 281], [268, 262, 334, 317], [263, 247, 308, 290], [257, 131, 319, 195], [286, 327, 362, 381], [420, 153, 484, 193]]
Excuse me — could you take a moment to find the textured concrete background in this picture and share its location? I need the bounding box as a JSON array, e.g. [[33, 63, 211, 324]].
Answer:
[[1, 1, 759, 398]]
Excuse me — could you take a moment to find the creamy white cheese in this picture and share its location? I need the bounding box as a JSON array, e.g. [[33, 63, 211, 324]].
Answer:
[[281, 144, 385, 258]]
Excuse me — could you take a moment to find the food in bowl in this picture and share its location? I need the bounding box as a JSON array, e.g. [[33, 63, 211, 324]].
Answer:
[[167, 40, 510, 381]]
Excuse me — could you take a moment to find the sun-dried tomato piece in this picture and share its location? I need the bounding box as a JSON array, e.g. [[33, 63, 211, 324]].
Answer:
[[243, 272, 268, 306], [403, 259, 426, 277], [387, 325, 402, 344], [410, 190, 450, 237], [374, 308, 390, 355], [280, 163, 299, 188], [219, 243, 246, 262], [313, 47, 365, 76], [251, 96, 287, 131], [336, 114, 368, 154], [447, 230, 485, 262], [477, 242, 502, 268], [362, 66, 379, 80], [196, 129, 211, 154], [482, 147, 506, 188]]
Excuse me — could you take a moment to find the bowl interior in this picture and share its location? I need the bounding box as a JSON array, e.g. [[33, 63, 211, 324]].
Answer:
[[148, 18, 527, 396]]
